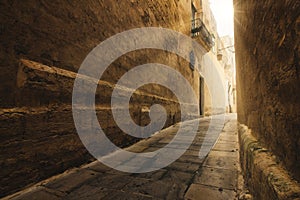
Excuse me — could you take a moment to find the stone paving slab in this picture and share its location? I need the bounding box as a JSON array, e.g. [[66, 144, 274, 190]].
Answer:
[[65, 185, 111, 200], [185, 115, 240, 200], [44, 169, 100, 193], [100, 190, 155, 200], [122, 178, 185, 199], [12, 188, 62, 200], [185, 184, 236, 200], [193, 167, 237, 190], [5, 114, 241, 200], [218, 133, 239, 143], [202, 150, 238, 170], [213, 142, 238, 152]]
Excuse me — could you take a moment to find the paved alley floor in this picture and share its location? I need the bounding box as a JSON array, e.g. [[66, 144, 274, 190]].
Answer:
[[4, 114, 240, 200]]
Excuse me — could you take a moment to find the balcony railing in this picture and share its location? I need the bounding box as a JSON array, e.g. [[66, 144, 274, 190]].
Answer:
[[191, 18, 215, 49]]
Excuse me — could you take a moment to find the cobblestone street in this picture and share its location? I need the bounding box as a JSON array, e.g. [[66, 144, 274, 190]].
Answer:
[[6, 114, 241, 200]]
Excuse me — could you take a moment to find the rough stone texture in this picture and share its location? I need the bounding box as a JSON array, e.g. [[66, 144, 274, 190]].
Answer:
[[17, 59, 185, 118], [1, 58, 198, 197], [238, 125, 300, 200], [0, 1, 202, 197], [0, 0, 195, 108], [4, 115, 241, 200], [234, 0, 300, 182], [0, 105, 92, 197], [185, 116, 239, 200], [0, 0, 229, 197]]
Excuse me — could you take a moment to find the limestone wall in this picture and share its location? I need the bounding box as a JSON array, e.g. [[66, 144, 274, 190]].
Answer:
[[0, 0, 194, 108], [201, 51, 226, 115], [0, 0, 201, 197], [234, 0, 300, 184]]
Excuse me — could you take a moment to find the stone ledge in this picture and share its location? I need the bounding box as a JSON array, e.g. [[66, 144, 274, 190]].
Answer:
[[17, 59, 198, 109], [238, 124, 300, 200]]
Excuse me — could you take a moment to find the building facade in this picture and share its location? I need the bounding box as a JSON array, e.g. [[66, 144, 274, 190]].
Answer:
[[219, 36, 237, 113], [0, 0, 228, 196]]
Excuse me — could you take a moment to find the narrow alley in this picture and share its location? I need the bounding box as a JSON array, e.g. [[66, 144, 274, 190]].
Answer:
[[7, 115, 241, 200], [0, 0, 299, 200]]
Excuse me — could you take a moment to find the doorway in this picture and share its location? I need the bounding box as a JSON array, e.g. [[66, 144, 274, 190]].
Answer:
[[199, 77, 204, 116]]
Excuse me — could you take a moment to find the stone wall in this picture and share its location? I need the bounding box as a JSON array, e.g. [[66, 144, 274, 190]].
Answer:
[[0, 0, 195, 107], [201, 51, 226, 115], [238, 125, 300, 199], [0, 0, 201, 197], [234, 0, 300, 187]]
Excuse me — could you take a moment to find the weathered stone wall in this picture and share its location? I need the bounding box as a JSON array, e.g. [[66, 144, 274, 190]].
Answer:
[[0, 0, 201, 197], [234, 0, 300, 186], [238, 125, 300, 199], [0, 0, 195, 107]]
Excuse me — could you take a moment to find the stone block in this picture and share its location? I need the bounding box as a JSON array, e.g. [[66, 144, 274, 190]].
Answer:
[[185, 184, 236, 200], [238, 124, 300, 200], [203, 150, 238, 170], [194, 167, 237, 190]]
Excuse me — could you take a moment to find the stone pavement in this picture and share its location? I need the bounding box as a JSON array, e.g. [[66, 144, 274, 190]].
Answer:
[[4, 114, 241, 200]]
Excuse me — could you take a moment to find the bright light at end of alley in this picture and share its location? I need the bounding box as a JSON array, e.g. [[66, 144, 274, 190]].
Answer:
[[209, 0, 234, 37]]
